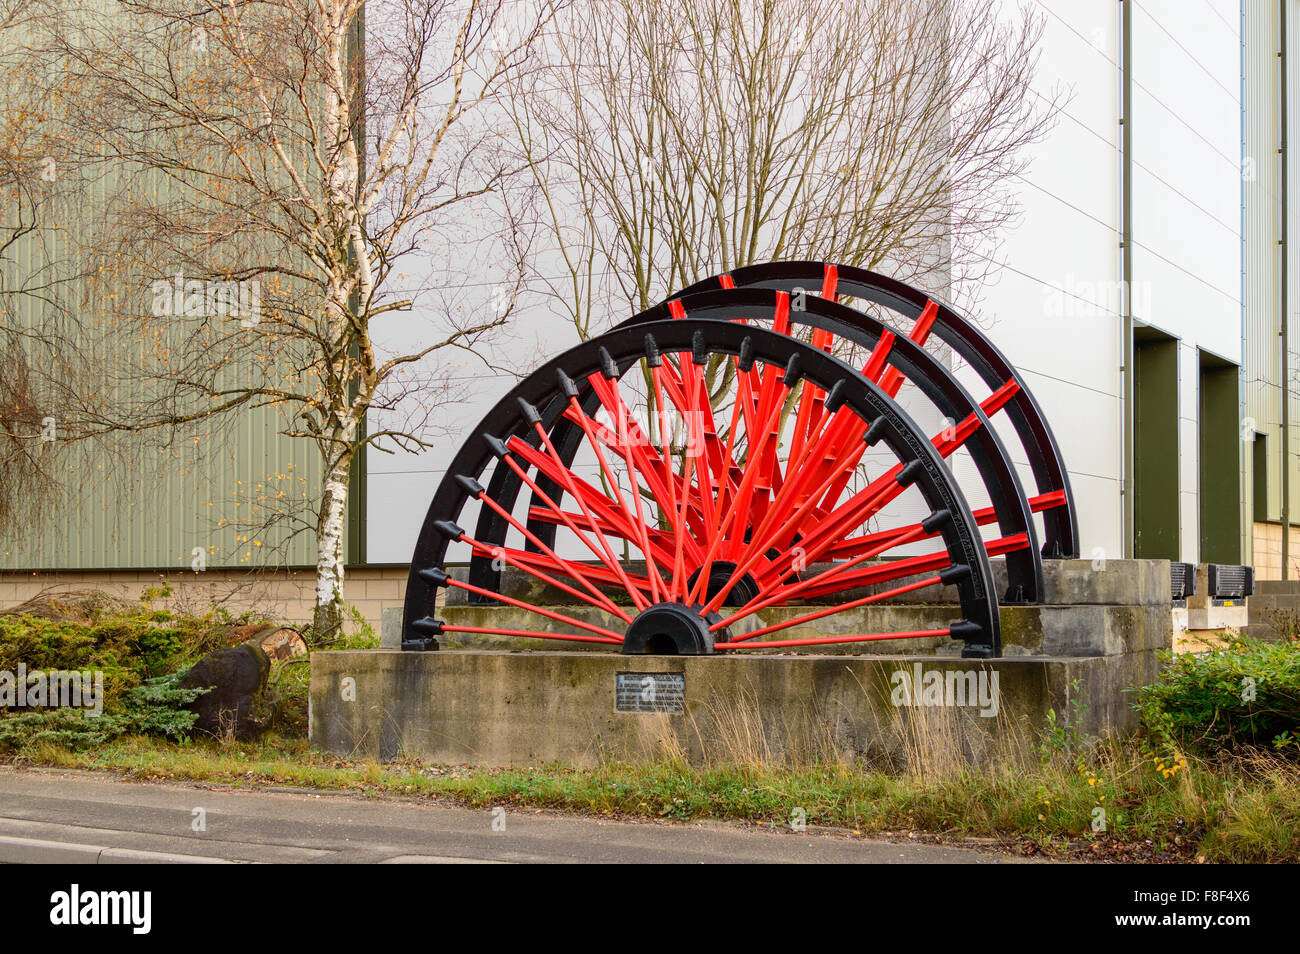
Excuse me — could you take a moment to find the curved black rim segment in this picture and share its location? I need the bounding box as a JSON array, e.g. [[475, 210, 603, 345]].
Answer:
[[402, 318, 1002, 658], [672, 261, 1080, 560]]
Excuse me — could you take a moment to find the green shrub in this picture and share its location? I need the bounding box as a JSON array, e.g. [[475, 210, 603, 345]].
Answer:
[[0, 586, 268, 749], [0, 672, 206, 753], [1136, 637, 1300, 753]]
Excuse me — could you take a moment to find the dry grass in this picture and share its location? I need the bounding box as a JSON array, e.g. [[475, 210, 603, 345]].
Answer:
[[0, 586, 136, 624]]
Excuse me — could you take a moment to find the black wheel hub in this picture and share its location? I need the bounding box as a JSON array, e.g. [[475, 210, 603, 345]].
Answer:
[[622, 602, 726, 655], [684, 561, 760, 607]]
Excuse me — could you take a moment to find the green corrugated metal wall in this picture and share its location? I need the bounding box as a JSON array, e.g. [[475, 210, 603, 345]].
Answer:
[[0, 5, 363, 573], [1242, 0, 1299, 552]]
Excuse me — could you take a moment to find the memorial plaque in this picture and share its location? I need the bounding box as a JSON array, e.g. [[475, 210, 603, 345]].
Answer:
[[615, 672, 685, 714]]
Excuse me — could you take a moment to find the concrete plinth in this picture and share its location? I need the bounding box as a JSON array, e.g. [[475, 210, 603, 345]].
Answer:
[[310, 649, 1158, 768], [311, 557, 1174, 768]]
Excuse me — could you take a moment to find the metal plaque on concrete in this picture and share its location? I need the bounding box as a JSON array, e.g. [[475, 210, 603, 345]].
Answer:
[[615, 672, 685, 714]]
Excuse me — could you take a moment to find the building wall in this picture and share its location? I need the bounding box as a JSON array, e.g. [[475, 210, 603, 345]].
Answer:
[[0, 2, 343, 574], [1242, 0, 1300, 575], [965, 0, 1244, 565]]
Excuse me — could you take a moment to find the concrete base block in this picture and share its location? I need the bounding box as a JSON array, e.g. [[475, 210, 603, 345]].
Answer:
[[310, 649, 1158, 768], [380, 606, 404, 650], [1185, 604, 1247, 630], [436, 600, 1174, 658]]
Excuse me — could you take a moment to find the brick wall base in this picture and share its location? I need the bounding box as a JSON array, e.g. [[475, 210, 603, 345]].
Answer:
[[0, 566, 412, 631], [1252, 521, 1300, 580]]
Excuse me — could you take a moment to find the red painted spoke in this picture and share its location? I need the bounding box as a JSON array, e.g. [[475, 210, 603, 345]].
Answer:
[[584, 373, 678, 508], [715, 627, 952, 650], [650, 363, 686, 599], [442, 625, 622, 646], [686, 391, 747, 605], [728, 573, 942, 643], [689, 367, 797, 608], [794, 533, 1030, 599], [980, 378, 1021, 416], [493, 546, 651, 592], [530, 419, 642, 581], [497, 441, 652, 609], [1029, 489, 1068, 511], [933, 411, 983, 458], [878, 300, 938, 397], [682, 352, 725, 548], [780, 462, 908, 571], [443, 557, 625, 641], [524, 507, 684, 566], [791, 392, 994, 574], [562, 395, 670, 602], [508, 438, 645, 547], [793, 549, 956, 599], [670, 353, 711, 599], [798, 335, 898, 513], [707, 396, 889, 603], [710, 517, 932, 629], [560, 404, 707, 545], [586, 370, 710, 550], [471, 489, 632, 621], [748, 294, 792, 511]]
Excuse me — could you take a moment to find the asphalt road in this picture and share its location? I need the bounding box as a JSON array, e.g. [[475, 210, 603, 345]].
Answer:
[[0, 767, 1028, 864]]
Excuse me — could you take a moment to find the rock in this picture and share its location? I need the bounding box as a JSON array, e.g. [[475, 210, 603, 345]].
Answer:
[[179, 643, 273, 741], [248, 627, 307, 663]]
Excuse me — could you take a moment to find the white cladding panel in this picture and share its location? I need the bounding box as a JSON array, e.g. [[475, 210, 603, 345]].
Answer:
[[367, 0, 1246, 566]]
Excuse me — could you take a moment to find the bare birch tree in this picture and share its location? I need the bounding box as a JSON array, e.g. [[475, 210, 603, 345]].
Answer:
[[509, 0, 1059, 340], [0, 0, 81, 539], [20, 0, 558, 633]]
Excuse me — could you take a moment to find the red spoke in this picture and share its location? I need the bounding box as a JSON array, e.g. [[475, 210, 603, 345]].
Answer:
[[705, 391, 887, 602], [563, 393, 670, 602], [443, 558, 625, 641], [492, 546, 652, 593], [470, 488, 632, 621], [794, 533, 1030, 599], [727, 573, 943, 643], [497, 441, 652, 610], [687, 406, 733, 606], [689, 362, 798, 608], [649, 362, 686, 599], [980, 378, 1021, 416], [585, 371, 706, 558], [878, 300, 938, 396], [442, 625, 622, 646], [711, 520, 931, 628], [530, 417, 647, 581], [716, 628, 952, 650], [776, 462, 908, 572], [748, 293, 792, 512], [786, 265, 840, 462]]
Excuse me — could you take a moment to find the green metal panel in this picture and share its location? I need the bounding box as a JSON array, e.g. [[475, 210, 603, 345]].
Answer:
[[1243, 0, 1283, 528], [1199, 353, 1242, 563], [0, 12, 326, 573], [1254, 432, 1270, 523], [1134, 333, 1180, 560]]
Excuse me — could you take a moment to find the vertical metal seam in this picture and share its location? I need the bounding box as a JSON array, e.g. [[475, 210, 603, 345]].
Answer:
[[1121, 0, 1135, 558], [1282, 0, 1290, 578]]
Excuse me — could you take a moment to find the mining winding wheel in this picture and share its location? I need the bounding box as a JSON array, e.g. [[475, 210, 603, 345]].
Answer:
[[402, 265, 1078, 660]]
